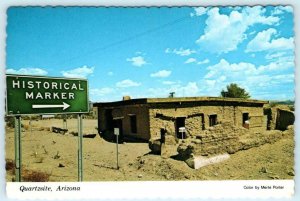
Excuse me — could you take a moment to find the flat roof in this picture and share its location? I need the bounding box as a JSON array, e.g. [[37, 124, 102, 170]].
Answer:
[[94, 96, 268, 107]]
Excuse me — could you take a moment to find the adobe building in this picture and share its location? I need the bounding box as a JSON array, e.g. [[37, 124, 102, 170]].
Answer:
[[94, 96, 268, 141]]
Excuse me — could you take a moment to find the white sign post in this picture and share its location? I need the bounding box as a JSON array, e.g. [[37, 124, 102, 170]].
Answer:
[[179, 127, 186, 140], [114, 128, 120, 169]]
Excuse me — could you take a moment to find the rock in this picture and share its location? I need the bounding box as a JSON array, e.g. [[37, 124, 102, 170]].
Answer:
[[58, 163, 65, 168], [268, 175, 280, 179], [139, 159, 145, 164], [185, 158, 195, 169], [138, 174, 143, 178], [260, 167, 267, 173], [161, 143, 178, 159], [148, 138, 161, 154], [184, 174, 191, 179], [287, 170, 295, 176], [165, 174, 171, 180], [164, 135, 177, 145]]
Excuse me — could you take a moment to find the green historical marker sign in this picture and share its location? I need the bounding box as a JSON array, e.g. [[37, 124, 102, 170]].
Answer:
[[6, 74, 89, 115]]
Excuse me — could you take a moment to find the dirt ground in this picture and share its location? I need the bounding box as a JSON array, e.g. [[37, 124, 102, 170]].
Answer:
[[5, 118, 294, 181]]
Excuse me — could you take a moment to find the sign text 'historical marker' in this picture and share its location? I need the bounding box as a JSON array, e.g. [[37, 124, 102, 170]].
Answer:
[[6, 74, 89, 115]]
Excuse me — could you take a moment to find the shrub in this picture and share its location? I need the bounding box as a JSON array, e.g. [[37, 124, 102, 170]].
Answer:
[[5, 116, 24, 128], [22, 169, 50, 182], [5, 159, 15, 171]]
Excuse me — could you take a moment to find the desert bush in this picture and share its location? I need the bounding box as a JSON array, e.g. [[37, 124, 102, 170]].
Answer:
[[22, 169, 50, 182], [5, 159, 15, 171], [6, 159, 50, 182], [5, 116, 24, 128]]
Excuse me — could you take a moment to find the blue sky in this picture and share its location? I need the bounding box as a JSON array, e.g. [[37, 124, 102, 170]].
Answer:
[[6, 6, 294, 102]]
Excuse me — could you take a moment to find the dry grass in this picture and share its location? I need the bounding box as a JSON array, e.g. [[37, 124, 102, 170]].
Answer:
[[6, 159, 51, 182], [22, 169, 51, 182]]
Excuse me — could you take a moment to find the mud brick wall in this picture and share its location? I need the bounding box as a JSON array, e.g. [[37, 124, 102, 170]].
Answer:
[[178, 123, 286, 159], [149, 104, 265, 139], [264, 106, 294, 131], [276, 109, 294, 130], [177, 122, 248, 157]]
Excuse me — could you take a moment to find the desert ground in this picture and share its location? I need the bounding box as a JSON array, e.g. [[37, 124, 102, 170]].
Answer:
[[5, 118, 294, 182]]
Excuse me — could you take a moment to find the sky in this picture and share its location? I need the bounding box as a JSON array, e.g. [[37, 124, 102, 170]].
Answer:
[[6, 6, 295, 102]]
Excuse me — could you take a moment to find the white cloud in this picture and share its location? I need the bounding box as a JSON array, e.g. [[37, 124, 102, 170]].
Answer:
[[246, 28, 294, 52], [185, 58, 197, 64], [150, 70, 171, 78], [162, 81, 177, 85], [179, 82, 199, 96], [205, 57, 294, 81], [116, 79, 141, 88], [205, 59, 257, 79], [190, 7, 209, 17], [197, 59, 210, 65], [196, 6, 280, 53], [200, 57, 294, 98], [90, 87, 114, 96], [61, 66, 94, 78], [272, 6, 293, 15], [165, 48, 196, 56], [107, 71, 114, 76], [126, 56, 147, 67], [6, 67, 48, 76], [265, 52, 286, 60]]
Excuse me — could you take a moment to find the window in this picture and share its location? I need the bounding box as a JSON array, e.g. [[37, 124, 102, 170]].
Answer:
[[130, 115, 137, 133], [209, 114, 217, 127]]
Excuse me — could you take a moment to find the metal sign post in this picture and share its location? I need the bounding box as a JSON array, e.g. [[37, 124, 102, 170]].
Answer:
[[179, 127, 186, 140], [6, 74, 89, 182], [29, 116, 32, 134], [14, 116, 22, 182], [78, 114, 83, 181], [114, 128, 119, 170], [63, 115, 68, 129]]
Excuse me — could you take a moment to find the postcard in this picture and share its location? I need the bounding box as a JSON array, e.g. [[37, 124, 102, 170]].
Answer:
[[2, 3, 296, 200]]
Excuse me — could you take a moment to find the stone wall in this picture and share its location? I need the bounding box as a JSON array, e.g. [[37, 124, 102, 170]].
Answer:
[[149, 104, 266, 139], [177, 123, 292, 165], [276, 109, 294, 130], [264, 106, 294, 131]]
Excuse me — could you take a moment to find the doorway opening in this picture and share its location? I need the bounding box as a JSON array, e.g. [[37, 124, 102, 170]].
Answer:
[[242, 113, 249, 129], [175, 117, 186, 139]]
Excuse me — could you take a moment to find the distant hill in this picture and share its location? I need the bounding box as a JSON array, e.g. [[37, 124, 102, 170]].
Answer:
[[269, 100, 294, 105]]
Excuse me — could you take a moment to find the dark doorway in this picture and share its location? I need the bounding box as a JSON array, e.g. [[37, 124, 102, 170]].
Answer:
[[209, 114, 217, 127], [242, 113, 249, 129], [105, 109, 113, 131], [175, 117, 186, 138], [160, 128, 167, 143], [113, 119, 123, 142]]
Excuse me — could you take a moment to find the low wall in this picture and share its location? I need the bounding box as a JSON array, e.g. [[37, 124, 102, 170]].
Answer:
[[276, 109, 294, 130], [177, 123, 292, 168]]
